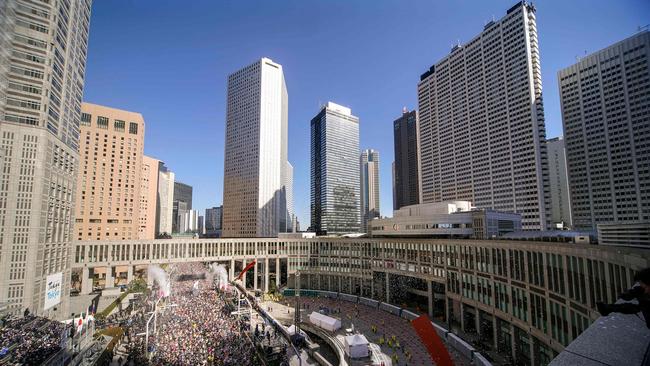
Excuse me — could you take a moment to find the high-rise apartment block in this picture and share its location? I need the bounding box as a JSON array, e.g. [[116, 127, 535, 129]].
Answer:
[[311, 102, 361, 234], [360, 149, 380, 232], [559, 31, 650, 238], [156, 163, 174, 236], [139, 155, 160, 239], [417, 2, 549, 230], [0, 0, 92, 318], [74, 103, 145, 241], [393, 109, 420, 210], [546, 137, 572, 229], [222, 58, 290, 237]]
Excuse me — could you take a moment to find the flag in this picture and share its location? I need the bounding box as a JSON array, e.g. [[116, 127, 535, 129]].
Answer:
[[76, 317, 83, 333]]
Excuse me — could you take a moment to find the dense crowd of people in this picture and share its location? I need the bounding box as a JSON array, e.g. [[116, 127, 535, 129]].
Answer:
[[0, 315, 68, 365], [125, 262, 259, 365]]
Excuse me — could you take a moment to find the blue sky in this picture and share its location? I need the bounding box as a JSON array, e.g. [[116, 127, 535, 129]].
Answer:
[[83, 0, 649, 225]]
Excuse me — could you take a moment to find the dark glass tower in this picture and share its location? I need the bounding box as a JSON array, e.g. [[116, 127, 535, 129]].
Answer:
[[393, 109, 420, 210], [311, 102, 360, 234]]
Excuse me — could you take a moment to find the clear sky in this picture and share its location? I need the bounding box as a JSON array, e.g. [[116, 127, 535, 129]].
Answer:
[[83, 0, 649, 225]]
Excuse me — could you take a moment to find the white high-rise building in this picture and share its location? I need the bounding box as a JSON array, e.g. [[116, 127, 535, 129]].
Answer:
[[222, 58, 290, 237], [285, 161, 294, 232], [559, 31, 650, 237], [546, 137, 572, 229], [156, 163, 174, 236], [0, 0, 92, 318], [361, 149, 380, 232], [417, 2, 549, 230]]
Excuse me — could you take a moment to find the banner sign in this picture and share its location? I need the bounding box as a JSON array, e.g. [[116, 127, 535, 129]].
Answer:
[[44, 272, 63, 310]]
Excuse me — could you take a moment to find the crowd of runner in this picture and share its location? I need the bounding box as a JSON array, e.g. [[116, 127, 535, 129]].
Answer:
[[126, 262, 258, 365], [0, 315, 68, 365]]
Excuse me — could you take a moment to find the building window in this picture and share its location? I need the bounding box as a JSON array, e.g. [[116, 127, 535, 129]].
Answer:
[[114, 120, 125, 132], [81, 113, 91, 126], [97, 116, 108, 129], [129, 122, 138, 135]]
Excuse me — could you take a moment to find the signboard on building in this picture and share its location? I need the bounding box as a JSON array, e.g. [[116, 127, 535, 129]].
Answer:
[[44, 272, 63, 310]]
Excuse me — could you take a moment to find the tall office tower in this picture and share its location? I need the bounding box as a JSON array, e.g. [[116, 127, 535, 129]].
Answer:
[[360, 149, 380, 232], [0, 0, 92, 318], [222, 58, 289, 237], [205, 205, 223, 235], [546, 137, 572, 229], [283, 161, 294, 232], [417, 2, 549, 230], [393, 109, 420, 210], [311, 102, 361, 234], [172, 181, 192, 233], [156, 163, 174, 235], [75, 103, 145, 241], [198, 215, 204, 235], [559, 31, 650, 234], [139, 155, 160, 239]]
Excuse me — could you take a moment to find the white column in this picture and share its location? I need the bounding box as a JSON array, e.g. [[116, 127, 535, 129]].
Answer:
[[276, 257, 281, 288], [81, 267, 92, 295], [242, 259, 247, 289], [230, 259, 235, 281], [264, 257, 269, 293], [105, 266, 114, 289], [385, 273, 390, 303], [127, 266, 133, 284], [254, 259, 258, 291]]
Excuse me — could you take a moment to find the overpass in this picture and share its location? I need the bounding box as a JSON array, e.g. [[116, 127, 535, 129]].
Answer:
[[71, 237, 650, 365]]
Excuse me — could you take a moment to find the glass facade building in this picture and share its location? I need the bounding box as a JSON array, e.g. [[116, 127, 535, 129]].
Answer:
[[311, 102, 361, 234]]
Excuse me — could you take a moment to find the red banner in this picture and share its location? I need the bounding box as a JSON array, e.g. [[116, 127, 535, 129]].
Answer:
[[411, 314, 454, 366], [236, 260, 256, 281]]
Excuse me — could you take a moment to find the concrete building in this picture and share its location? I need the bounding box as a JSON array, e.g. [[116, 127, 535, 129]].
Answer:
[[370, 201, 521, 239], [139, 155, 160, 240], [417, 2, 549, 230], [559, 31, 650, 236], [393, 109, 420, 210], [172, 181, 192, 233], [311, 102, 361, 235], [205, 206, 223, 236], [546, 137, 572, 229], [597, 222, 650, 248], [283, 161, 294, 232], [222, 58, 290, 238], [71, 236, 649, 364], [74, 103, 145, 241], [360, 149, 380, 232], [0, 0, 92, 318], [198, 215, 204, 235], [156, 163, 174, 236]]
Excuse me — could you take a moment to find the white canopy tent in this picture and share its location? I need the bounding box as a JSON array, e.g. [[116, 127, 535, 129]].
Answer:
[[309, 312, 341, 332], [344, 334, 369, 358]]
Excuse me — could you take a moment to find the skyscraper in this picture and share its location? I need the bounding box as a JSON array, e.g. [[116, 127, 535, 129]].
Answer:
[[284, 161, 294, 232], [198, 215, 204, 235], [393, 109, 420, 210], [156, 163, 174, 236], [139, 155, 160, 239], [74, 103, 145, 241], [222, 58, 290, 237], [172, 181, 192, 233], [417, 1, 549, 230], [0, 0, 92, 318], [360, 149, 380, 232], [205, 206, 223, 236], [546, 137, 572, 229], [559, 31, 650, 233], [311, 102, 361, 234]]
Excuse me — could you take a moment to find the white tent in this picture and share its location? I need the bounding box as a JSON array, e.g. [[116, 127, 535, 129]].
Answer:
[[344, 334, 369, 358], [287, 324, 297, 335], [309, 312, 341, 332]]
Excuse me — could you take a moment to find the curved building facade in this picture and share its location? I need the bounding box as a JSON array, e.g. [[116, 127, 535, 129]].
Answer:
[[72, 238, 648, 364]]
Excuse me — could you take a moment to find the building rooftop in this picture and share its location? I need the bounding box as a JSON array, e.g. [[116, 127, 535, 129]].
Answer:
[[550, 310, 650, 365]]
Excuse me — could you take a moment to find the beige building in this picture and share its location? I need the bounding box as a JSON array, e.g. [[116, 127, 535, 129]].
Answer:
[[139, 155, 160, 239], [74, 103, 145, 241]]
